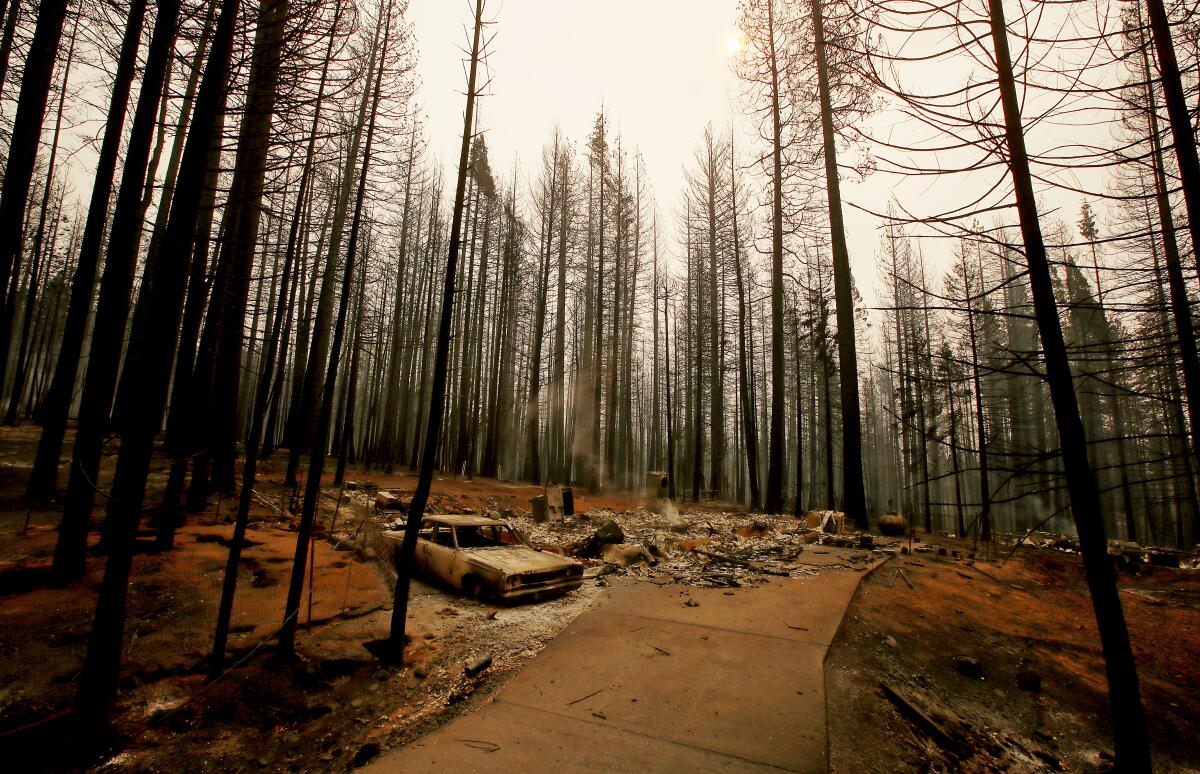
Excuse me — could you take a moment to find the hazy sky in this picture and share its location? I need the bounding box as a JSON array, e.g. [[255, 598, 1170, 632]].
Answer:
[[404, 0, 879, 290], [404, 0, 912, 312], [402, 0, 1111, 316], [405, 0, 744, 212]]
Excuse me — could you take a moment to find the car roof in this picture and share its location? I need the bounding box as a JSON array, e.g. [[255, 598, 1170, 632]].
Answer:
[[422, 514, 505, 527]]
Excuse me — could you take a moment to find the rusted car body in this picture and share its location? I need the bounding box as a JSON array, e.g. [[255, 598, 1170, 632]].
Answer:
[[401, 515, 584, 602]]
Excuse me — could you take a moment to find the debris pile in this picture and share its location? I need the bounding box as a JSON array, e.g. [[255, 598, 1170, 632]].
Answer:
[[343, 487, 897, 591], [501, 506, 883, 588], [375, 490, 405, 512], [1008, 531, 1199, 570], [806, 509, 845, 533]]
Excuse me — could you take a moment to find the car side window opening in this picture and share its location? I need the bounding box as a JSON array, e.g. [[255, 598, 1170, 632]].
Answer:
[[431, 524, 456, 547], [456, 525, 503, 548]]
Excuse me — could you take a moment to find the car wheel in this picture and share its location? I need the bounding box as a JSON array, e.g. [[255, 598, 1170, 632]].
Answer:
[[474, 584, 488, 603]]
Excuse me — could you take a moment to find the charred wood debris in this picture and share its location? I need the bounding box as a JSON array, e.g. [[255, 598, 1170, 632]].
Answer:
[[350, 480, 1199, 591]]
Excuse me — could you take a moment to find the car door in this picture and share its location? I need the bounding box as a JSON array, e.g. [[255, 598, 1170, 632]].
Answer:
[[444, 527, 472, 589], [426, 523, 464, 587]]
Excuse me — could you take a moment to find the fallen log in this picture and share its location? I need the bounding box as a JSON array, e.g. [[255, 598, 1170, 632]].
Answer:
[[878, 681, 969, 756]]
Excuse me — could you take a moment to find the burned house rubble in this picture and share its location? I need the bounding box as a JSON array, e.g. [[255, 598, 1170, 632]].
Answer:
[[351, 484, 892, 591], [347, 480, 1200, 596]]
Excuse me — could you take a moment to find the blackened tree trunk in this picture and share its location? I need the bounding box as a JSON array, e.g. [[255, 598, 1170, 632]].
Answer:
[[184, 0, 288, 513], [551, 150, 570, 481], [689, 209, 703, 502], [5, 15, 77, 426], [1146, 0, 1200, 289], [764, 1, 785, 514], [74, 0, 236, 728], [987, 1, 1150, 767], [379, 127, 419, 468], [110, 2, 215, 434], [730, 145, 760, 510], [155, 111, 226, 539], [944, 349, 966, 539], [335, 256, 368, 486], [650, 225, 660, 474], [284, 12, 381, 489], [388, 0, 484, 656], [811, 0, 866, 528], [821, 323, 835, 508], [664, 281, 676, 499], [524, 139, 558, 482], [0, 0, 69, 390], [1137, 9, 1200, 485], [51, 0, 182, 582], [705, 136, 724, 501], [960, 260, 990, 542], [258, 5, 340, 461], [25, 0, 148, 503], [0, 0, 22, 99], [278, 3, 389, 658], [792, 306, 804, 516], [591, 115, 606, 491]]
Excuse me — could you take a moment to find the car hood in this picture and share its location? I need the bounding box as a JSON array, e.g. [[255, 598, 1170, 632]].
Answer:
[[460, 547, 579, 574]]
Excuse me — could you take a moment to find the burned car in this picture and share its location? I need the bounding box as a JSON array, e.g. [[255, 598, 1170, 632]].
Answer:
[[400, 515, 584, 603]]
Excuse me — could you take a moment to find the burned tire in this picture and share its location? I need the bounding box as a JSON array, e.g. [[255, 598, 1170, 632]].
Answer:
[[461, 576, 487, 602]]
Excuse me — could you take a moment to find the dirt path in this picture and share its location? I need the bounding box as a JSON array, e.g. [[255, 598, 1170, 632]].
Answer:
[[364, 555, 879, 773]]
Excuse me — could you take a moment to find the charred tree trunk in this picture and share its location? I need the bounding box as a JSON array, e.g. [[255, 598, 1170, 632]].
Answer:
[[156, 111, 226, 534], [664, 280, 676, 500], [0, 0, 69, 390], [524, 140, 558, 482], [25, 0, 148, 502], [5, 16, 77, 426], [764, 1, 785, 514], [284, 15, 382, 488], [388, 0, 483, 657], [335, 256, 368, 486], [51, 0, 183, 582], [551, 151, 570, 481], [1146, 0, 1200, 291], [811, 0, 866, 527], [0, 0, 22, 98], [731, 154, 760, 510], [379, 127, 418, 468], [184, 0, 288, 515], [792, 307, 804, 517], [74, 0, 235, 727], [706, 139, 724, 502], [987, 2, 1150, 767], [962, 270, 990, 542], [278, 3, 390, 657]]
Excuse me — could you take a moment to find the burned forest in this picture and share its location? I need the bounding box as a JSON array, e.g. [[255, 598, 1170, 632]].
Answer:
[[0, 0, 1197, 771]]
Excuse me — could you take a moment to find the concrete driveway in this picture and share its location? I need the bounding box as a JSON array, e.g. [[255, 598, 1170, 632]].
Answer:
[[365, 555, 877, 773]]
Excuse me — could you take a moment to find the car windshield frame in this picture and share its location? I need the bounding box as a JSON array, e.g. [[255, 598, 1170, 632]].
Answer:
[[453, 523, 524, 548], [418, 519, 527, 550]]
